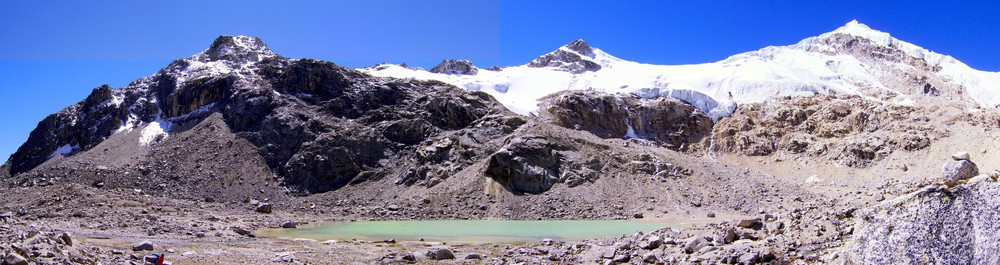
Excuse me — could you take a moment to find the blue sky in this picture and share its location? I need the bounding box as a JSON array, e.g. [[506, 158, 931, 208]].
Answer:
[[1, 0, 998, 161]]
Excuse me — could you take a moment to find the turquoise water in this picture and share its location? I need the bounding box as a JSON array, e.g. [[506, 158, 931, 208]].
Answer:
[[260, 220, 671, 243]]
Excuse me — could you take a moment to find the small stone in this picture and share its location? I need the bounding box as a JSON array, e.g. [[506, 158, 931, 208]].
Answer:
[[952, 151, 970, 161], [132, 241, 154, 251], [540, 238, 555, 246], [465, 253, 483, 259], [272, 252, 295, 262], [60, 231, 73, 246], [737, 218, 762, 229], [707, 212, 716, 218], [232, 226, 256, 237], [255, 203, 273, 214], [281, 221, 297, 228], [718, 228, 738, 244], [387, 205, 400, 211], [249, 199, 260, 206], [634, 212, 644, 219]]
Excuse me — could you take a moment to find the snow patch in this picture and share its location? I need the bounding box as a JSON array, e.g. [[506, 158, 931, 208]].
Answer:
[[139, 118, 172, 146], [48, 144, 78, 159]]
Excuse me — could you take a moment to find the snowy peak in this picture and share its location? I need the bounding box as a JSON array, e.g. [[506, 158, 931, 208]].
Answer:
[[429, 59, 479, 75], [528, 39, 602, 73], [193, 35, 278, 63]]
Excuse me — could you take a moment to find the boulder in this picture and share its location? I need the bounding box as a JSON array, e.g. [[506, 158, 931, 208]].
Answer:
[[426, 248, 455, 260], [255, 203, 273, 214], [737, 218, 762, 229], [465, 253, 483, 259], [4, 252, 28, 265], [639, 236, 663, 250], [280, 221, 296, 229], [132, 241, 154, 251], [484, 137, 563, 194], [942, 160, 978, 182], [684, 237, 709, 254]]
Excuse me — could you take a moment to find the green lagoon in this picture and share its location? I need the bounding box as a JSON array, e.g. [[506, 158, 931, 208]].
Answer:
[[260, 220, 672, 243]]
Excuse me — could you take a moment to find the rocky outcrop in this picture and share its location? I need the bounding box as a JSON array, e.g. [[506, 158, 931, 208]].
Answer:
[[429, 59, 478, 75], [539, 91, 713, 150], [712, 95, 944, 167], [527, 39, 602, 73], [847, 175, 1000, 264]]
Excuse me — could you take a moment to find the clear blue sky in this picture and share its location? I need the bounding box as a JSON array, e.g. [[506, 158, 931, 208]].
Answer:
[[1, 0, 998, 161]]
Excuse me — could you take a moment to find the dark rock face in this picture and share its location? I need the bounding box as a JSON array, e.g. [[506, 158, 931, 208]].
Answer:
[[429, 59, 478, 75], [485, 137, 564, 194], [7, 84, 132, 175], [528, 39, 602, 74], [4, 35, 518, 194], [539, 91, 714, 150]]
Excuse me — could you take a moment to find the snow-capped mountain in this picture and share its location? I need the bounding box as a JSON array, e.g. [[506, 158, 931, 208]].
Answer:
[[360, 20, 1000, 119]]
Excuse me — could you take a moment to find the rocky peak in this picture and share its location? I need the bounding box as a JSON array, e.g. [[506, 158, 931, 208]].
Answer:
[[194, 35, 278, 63], [528, 39, 602, 74], [563, 39, 595, 57], [429, 59, 479, 75]]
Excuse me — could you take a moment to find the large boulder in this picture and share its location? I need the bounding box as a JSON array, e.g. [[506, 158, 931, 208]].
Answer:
[[847, 177, 1000, 264], [484, 137, 563, 194], [942, 160, 978, 182]]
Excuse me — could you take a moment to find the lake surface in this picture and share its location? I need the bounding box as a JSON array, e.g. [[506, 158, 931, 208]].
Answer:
[[259, 220, 672, 243]]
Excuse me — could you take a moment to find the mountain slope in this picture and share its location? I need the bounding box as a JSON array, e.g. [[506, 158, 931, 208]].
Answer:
[[361, 20, 1000, 119]]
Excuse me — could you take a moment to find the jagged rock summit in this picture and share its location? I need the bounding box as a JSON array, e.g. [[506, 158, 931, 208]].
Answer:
[[194, 35, 278, 63], [527, 39, 603, 73], [429, 59, 478, 75]]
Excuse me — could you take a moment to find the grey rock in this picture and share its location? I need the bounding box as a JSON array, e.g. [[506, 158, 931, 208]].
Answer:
[[718, 227, 738, 244], [426, 248, 455, 260], [952, 151, 970, 161], [765, 221, 784, 235], [386, 204, 400, 211], [642, 252, 659, 263], [60, 231, 73, 246], [132, 241, 154, 251], [401, 252, 416, 262], [280, 221, 296, 228], [738, 252, 759, 264], [4, 252, 27, 265], [255, 203, 272, 214], [942, 160, 978, 181], [540, 238, 555, 246], [465, 253, 483, 260], [707, 212, 716, 218], [639, 236, 663, 250], [737, 218, 762, 229], [272, 252, 295, 262], [231, 226, 256, 237], [685, 236, 709, 254], [484, 137, 563, 194]]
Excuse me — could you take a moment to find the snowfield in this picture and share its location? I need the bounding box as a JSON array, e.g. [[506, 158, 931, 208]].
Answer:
[[360, 20, 1000, 119]]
